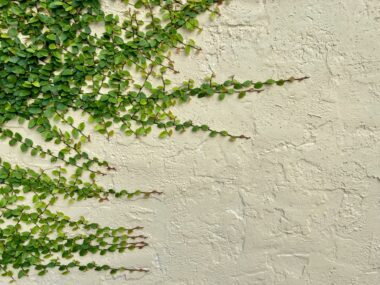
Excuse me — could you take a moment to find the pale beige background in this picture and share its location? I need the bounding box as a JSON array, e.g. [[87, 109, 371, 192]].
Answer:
[[2, 0, 380, 284]]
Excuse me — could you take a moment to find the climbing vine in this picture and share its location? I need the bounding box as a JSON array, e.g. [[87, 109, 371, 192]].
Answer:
[[0, 0, 307, 281]]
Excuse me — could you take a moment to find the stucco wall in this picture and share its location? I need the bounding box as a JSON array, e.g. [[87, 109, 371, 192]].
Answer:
[[4, 0, 380, 284]]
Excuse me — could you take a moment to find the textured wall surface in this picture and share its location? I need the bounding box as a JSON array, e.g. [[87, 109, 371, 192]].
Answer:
[[3, 0, 380, 284]]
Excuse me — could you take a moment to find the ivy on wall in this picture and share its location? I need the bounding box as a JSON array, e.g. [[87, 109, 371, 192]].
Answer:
[[0, 0, 307, 281]]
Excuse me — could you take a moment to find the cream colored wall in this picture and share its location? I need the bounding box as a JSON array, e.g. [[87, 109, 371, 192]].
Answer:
[[6, 0, 380, 284]]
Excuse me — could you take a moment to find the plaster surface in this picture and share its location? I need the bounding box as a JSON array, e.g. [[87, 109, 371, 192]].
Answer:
[[2, 0, 380, 284]]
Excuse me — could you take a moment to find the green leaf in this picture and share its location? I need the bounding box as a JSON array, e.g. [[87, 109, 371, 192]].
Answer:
[[71, 129, 79, 139], [0, 199, 7, 207], [125, 130, 134, 136], [135, 127, 145, 136], [0, 0, 9, 7], [38, 270, 47, 276], [11, 66, 25, 74], [238, 91, 246, 99], [134, 0, 143, 8], [28, 119, 37, 129], [209, 131, 218, 137], [61, 69, 74, 76], [0, 169, 8, 179], [254, 82, 263, 89], [159, 131, 168, 139], [18, 271, 27, 279], [24, 138, 33, 147], [265, 79, 276, 85], [14, 90, 31, 97], [185, 45, 191, 55], [20, 143, 29, 153], [29, 108, 42, 114], [49, 1, 64, 8], [78, 122, 85, 131], [46, 34, 56, 41], [9, 139, 17, 146]]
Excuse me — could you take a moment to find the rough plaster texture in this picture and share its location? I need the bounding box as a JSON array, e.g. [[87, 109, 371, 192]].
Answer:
[[1, 0, 380, 284]]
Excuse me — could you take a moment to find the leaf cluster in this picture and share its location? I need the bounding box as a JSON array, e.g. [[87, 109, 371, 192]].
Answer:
[[0, 0, 307, 280]]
